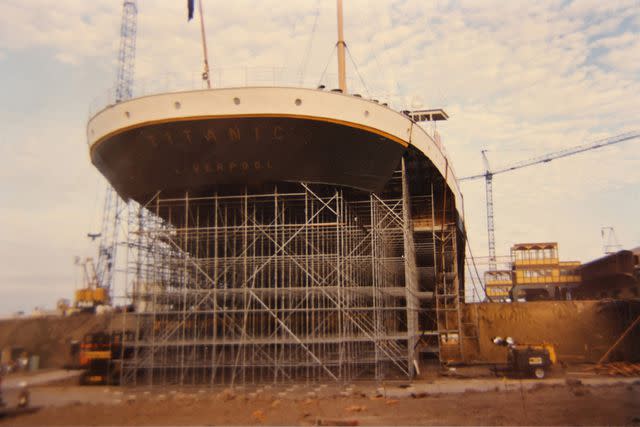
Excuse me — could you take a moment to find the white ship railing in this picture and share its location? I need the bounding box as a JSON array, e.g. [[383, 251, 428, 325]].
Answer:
[[89, 66, 408, 118]]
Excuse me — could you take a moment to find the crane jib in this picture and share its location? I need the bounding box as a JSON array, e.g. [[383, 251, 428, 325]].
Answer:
[[458, 130, 639, 182]]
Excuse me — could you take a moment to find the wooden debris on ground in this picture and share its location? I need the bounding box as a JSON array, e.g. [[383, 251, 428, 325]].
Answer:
[[316, 418, 360, 426], [251, 409, 266, 423], [583, 362, 640, 376]]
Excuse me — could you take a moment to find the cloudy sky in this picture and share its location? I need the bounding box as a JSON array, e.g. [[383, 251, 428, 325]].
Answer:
[[0, 0, 638, 312]]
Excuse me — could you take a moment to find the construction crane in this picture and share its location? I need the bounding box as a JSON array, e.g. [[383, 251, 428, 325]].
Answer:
[[601, 226, 622, 254], [115, 1, 138, 102], [459, 130, 640, 271], [73, 257, 110, 312], [92, 1, 138, 301]]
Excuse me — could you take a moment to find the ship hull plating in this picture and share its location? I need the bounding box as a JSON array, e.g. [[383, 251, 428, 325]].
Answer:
[[91, 115, 406, 203]]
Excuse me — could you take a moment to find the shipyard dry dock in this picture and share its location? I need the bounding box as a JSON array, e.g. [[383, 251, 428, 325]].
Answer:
[[87, 87, 466, 386]]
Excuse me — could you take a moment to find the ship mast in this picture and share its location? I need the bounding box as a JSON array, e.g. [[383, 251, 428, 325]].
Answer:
[[336, 0, 347, 93]]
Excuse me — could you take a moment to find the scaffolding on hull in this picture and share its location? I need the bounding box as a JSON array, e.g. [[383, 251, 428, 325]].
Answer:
[[117, 161, 463, 386]]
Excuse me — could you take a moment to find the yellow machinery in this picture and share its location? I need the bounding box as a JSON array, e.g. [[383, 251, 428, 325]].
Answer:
[[492, 337, 558, 379], [74, 287, 109, 308], [73, 257, 110, 312], [72, 331, 134, 385]]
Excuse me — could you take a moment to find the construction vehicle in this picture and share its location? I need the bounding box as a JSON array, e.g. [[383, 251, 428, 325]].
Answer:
[[74, 331, 133, 385], [73, 257, 110, 312], [491, 336, 557, 379]]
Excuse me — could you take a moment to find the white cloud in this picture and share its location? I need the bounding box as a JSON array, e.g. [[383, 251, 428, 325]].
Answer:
[[0, 1, 119, 65], [596, 32, 640, 74]]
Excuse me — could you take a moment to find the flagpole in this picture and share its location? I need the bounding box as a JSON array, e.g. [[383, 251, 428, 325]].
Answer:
[[336, 0, 347, 93], [198, 0, 212, 88]]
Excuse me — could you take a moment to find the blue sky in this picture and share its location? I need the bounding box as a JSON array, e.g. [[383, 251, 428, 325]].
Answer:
[[0, 0, 639, 313]]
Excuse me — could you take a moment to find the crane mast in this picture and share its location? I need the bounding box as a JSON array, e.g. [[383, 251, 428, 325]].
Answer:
[[94, 1, 138, 302], [459, 131, 640, 274], [115, 1, 138, 102], [481, 150, 497, 271]]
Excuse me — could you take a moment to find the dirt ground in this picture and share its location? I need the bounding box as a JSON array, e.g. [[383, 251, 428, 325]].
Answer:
[[2, 302, 638, 425], [2, 380, 639, 426]]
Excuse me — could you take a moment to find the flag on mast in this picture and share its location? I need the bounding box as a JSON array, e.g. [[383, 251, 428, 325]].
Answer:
[[188, 0, 195, 20]]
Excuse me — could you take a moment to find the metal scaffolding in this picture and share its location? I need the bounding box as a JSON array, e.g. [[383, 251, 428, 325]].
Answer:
[[116, 161, 463, 386]]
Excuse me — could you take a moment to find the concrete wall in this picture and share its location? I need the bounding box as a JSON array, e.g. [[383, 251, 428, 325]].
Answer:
[[2, 302, 638, 370], [0, 314, 114, 369], [462, 300, 640, 364]]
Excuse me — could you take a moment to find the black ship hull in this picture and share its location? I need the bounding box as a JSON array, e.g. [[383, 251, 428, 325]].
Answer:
[[91, 115, 407, 204]]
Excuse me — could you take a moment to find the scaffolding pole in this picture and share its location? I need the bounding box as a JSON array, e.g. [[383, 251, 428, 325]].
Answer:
[[114, 173, 463, 386]]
